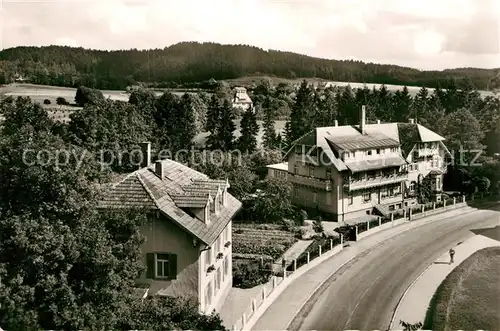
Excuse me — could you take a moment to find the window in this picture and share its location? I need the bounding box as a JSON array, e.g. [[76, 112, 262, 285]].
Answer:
[[295, 145, 302, 154], [312, 191, 317, 203], [205, 248, 212, 266], [147, 253, 177, 280], [294, 164, 298, 174], [294, 187, 299, 198], [326, 168, 331, 179], [366, 150, 373, 156], [155, 253, 170, 278], [344, 152, 350, 159], [381, 188, 388, 198], [348, 194, 353, 205], [363, 192, 371, 202], [414, 163, 419, 171], [388, 187, 394, 196], [309, 167, 315, 177], [205, 282, 212, 308], [410, 182, 416, 191], [224, 256, 229, 276], [215, 268, 221, 293], [216, 236, 221, 253], [376, 149, 381, 154], [225, 226, 230, 243]]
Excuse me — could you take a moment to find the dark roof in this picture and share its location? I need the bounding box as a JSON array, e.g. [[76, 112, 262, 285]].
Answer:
[[99, 159, 242, 245], [326, 133, 399, 151], [397, 123, 421, 157], [344, 156, 407, 173]]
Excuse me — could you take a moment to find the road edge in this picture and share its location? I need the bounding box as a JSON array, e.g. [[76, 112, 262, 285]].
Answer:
[[283, 204, 482, 331], [388, 262, 433, 330]]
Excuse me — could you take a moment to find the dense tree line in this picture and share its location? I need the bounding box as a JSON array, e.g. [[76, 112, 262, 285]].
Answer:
[[0, 42, 497, 90]]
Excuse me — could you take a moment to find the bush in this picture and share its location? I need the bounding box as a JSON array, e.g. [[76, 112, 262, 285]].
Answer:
[[233, 259, 272, 288], [394, 210, 405, 219], [298, 209, 308, 225], [313, 217, 324, 233], [368, 218, 379, 229], [56, 96, 69, 105], [280, 218, 296, 232], [43, 99, 51, 105], [381, 216, 391, 224], [357, 222, 367, 233]]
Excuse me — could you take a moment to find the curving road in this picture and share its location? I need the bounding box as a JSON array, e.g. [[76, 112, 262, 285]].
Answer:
[[286, 205, 500, 331]]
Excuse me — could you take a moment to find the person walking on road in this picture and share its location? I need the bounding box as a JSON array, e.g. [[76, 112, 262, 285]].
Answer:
[[449, 248, 455, 264]]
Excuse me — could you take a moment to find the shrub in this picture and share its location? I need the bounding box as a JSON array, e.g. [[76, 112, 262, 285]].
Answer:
[[298, 209, 308, 225], [394, 210, 405, 219], [368, 218, 379, 229], [43, 99, 51, 105], [56, 96, 69, 105], [233, 260, 272, 288], [281, 218, 296, 231], [313, 217, 324, 233], [357, 222, 367, 233]]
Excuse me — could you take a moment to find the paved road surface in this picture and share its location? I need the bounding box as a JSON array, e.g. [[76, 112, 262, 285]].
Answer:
[[288, 205, 500, 331]]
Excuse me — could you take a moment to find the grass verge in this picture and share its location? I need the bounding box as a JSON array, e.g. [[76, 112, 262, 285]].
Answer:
[[423, 246, 500, 330]]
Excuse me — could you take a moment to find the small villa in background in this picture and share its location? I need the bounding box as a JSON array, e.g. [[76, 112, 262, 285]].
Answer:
[[269, 106, 451, 223], [99, 142, 242, 314], [266, 162, 288, 180], [232, 87, 253, 111]]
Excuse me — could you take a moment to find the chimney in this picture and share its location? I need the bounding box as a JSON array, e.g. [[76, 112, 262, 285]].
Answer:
[[140, 142, 151, 168], [334, 119, 338, 127], [155, 160, 164, 179], [377, 120, 381, 124], [409, 118, 415, 124], [360, 105, 366, 134]]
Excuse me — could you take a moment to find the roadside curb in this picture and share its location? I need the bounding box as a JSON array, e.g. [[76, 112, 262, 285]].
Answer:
[[389, 263, 433, 330], [285, 254, 356, 330]]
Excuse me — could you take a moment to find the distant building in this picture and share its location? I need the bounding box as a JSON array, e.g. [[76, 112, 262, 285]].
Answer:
[[266, 162, 288, 180], [99, 143, 242, 314], [232, 87, 253, 111], [273, 106, 451, 222]]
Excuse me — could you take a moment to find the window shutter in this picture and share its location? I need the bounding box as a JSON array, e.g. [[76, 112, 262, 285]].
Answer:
[[168, 254, 177, 279], [146, 253, 155, 279]]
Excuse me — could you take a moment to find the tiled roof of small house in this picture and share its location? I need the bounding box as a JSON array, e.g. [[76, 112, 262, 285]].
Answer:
[[99, 159, 241, 245]]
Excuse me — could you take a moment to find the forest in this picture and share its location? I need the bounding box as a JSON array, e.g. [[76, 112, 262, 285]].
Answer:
[[0, 42, 498, 90]]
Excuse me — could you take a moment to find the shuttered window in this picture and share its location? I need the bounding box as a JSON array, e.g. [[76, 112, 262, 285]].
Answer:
[[146, 252, 177, 280]]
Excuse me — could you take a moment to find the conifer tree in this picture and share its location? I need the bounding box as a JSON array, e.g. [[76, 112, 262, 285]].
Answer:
[[290, 80, 314, 141], [216, 99, 236, 151], [262, 106, 277, 150], [238, 106, 258, 153], [206, 95, 221, 149]]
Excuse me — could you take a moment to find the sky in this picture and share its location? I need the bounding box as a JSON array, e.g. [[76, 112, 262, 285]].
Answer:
[[1, 0, 499, 70]]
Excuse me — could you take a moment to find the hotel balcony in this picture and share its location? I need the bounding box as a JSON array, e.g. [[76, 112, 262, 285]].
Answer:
[[415, 148, 439, 158], [344, 173, 408, 191], [289, 173, 332, 191]]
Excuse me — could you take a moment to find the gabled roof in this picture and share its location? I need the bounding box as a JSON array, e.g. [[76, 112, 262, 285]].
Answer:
[[99, 159, 241, 245], [283, 122, 446, 172]]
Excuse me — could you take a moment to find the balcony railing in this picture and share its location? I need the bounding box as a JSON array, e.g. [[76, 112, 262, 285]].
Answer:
[[289, 174, 332, 191], [345, 173, 408, 191], [417, 148, 438, 158]]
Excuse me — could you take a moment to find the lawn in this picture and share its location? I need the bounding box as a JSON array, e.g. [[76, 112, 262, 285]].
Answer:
[[232, 223, 298, 260], [423, 246, 500, 331]]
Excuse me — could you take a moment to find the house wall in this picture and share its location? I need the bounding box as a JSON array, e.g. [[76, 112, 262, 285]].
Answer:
[[140, 214, 199, 299], [267, 168, 288, 180], [199, 221, 232, 314], [406, 141, 447, 193]]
